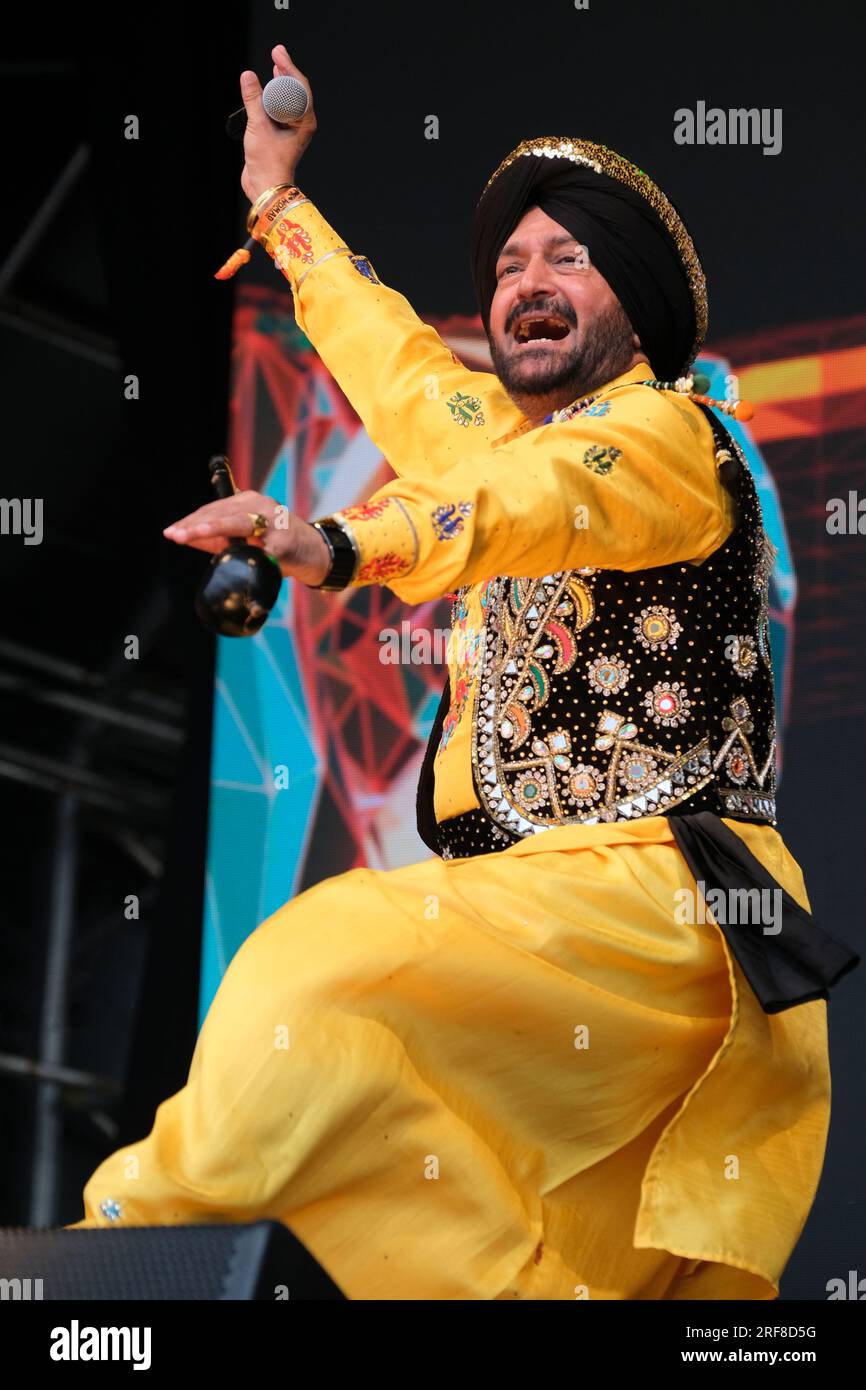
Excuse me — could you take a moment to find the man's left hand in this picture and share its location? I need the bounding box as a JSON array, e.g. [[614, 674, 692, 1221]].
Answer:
[[163, 492, 331, 586]]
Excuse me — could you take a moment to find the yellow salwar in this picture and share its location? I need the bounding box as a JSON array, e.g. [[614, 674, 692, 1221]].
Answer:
[[69, 816, 828, 1300]]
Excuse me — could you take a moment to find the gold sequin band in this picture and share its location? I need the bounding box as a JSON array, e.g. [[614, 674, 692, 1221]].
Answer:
[[389, 496, 420, 571], [249, 188, 308, 240], [479, 137, 707, 370], [246, 183, 301, 232], [295, 246, 353, 289], [330, 496, 420, 588]]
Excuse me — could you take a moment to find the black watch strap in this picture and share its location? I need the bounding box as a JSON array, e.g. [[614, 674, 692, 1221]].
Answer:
[[308, 517, 358, 590]]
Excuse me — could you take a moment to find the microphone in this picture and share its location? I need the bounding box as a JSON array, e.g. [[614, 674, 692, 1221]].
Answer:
[[194, 455, 283, 638], [226, 74, 310, 140]]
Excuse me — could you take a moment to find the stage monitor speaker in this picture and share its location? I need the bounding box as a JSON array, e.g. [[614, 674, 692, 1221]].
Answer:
[[0, 1221, 347, 1299]]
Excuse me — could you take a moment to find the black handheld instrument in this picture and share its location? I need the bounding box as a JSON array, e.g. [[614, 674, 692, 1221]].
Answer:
[[194, 455, 282, 638]]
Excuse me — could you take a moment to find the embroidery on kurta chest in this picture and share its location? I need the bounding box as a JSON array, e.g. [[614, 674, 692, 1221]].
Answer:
[[583, 444, 622, 475], [445, 392, 486, 427]]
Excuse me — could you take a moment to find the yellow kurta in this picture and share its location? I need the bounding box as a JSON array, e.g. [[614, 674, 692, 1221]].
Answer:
[[68, 195, 831, 1300]]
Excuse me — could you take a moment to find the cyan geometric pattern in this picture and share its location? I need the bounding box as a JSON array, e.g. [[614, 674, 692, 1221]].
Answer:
[[698, 353, 795, 739]]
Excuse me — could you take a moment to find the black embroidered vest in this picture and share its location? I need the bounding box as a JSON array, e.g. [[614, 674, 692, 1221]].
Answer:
[[417, 401, 779, 859]]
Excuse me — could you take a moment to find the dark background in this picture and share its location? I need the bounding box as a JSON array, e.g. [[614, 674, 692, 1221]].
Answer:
[[0, 0, 863, 1298]]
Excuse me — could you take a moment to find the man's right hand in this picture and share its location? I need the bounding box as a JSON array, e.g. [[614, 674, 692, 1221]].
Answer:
[[240, 44, 317, 205]]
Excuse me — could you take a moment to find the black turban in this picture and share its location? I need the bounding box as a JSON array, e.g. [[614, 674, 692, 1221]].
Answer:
[[469, 138, 707, 381]]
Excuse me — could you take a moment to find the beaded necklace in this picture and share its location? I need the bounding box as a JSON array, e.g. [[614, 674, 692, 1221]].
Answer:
[[546, 370, 753, 425]]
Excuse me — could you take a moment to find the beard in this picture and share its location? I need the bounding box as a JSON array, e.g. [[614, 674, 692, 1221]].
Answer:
[[488, 298, 638, 404]]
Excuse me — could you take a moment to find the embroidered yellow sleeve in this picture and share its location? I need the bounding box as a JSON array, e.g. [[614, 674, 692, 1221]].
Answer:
[[328, 384, 734, 601], [257, 198, 521, 477]]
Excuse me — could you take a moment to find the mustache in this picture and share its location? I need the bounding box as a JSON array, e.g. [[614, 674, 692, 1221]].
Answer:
[[505, 301, 577, 335]]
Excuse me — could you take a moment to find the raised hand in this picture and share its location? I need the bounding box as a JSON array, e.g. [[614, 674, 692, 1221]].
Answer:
[[239, 44, 317, 204]]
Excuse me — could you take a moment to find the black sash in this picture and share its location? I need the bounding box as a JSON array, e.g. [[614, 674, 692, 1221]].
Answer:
[[666, 811, 859, 1014]]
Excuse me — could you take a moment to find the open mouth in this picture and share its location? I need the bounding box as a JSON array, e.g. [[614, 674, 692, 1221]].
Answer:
[[512, 313, 572, 345]]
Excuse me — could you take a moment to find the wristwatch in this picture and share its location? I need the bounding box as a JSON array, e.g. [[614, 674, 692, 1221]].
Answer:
[[308, 517, 359, 590]]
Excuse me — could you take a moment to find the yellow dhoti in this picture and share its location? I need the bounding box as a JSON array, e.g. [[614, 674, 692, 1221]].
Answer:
[[68, 817, 829, 1300]]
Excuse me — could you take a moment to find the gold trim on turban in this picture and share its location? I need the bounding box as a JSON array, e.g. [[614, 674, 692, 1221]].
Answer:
[[479, 137, 708, 370]]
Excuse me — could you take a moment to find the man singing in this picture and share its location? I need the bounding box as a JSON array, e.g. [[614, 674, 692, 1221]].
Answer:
[[69, 46, 857, 1300]]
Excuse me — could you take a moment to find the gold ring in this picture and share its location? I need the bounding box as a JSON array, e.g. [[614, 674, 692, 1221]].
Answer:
[[247, 512, 269, 539]]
